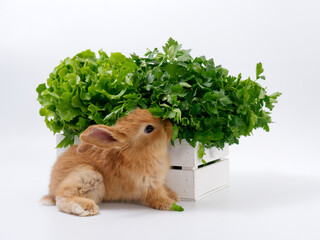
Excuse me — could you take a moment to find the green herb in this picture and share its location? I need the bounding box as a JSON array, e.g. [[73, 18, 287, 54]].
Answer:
[[198, 143, 206, 159], [37, 38, 281, 148], [201, 159, 207, 165], [198, 143, 207, 164], [170, 202, 184, 212]]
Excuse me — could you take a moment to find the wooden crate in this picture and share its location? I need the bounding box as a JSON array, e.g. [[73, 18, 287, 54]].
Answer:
[[56, 135, 229, 201], [167, 140, 229, 201]]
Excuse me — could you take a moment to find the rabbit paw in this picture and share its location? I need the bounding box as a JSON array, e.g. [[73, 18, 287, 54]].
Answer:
[[154, 199, 174, 211], [72, 200, 99, 217], [56, 196, 99, 217]]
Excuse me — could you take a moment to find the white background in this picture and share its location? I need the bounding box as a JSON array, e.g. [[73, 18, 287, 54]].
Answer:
[[0, 0, 320, 239]]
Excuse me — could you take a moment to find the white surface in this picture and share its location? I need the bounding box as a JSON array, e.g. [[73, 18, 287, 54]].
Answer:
[[1, 143, 319, 240], [1, 0, 320, 239]]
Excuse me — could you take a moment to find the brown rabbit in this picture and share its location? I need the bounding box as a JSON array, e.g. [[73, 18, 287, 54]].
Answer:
[[40, 108, 179, 216]]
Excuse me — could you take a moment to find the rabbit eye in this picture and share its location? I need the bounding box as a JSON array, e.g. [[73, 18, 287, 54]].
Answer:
[[144, 125, 154, 134]]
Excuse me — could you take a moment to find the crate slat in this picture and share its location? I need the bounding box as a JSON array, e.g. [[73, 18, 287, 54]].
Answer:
[[167, 158, 229, 201]]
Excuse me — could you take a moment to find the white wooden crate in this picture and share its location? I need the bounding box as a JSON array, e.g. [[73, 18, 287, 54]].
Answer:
[[167, 158, 229, 201], [167, 139, 229, 201], [56, 135, 229, 201]]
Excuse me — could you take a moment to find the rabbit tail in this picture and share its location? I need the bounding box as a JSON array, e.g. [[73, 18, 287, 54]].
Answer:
[[40, 195, 56, 206]]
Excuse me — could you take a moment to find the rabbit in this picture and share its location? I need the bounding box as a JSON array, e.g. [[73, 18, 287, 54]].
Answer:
[[40, 108, 179, 216]]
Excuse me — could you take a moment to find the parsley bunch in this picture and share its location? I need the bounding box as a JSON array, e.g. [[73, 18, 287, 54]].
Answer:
[[37, 38, 281, 148]]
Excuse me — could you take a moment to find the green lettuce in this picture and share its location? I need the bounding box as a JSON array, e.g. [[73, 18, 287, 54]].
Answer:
[[37, 38, 281, 148]]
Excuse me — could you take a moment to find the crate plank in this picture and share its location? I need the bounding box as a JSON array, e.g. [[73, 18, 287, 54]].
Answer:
[[169, 139, 229, 169], [167, 158, 229, 201], [194, 158, 229, 200]]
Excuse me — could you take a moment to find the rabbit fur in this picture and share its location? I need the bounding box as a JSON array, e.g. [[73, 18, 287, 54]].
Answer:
[[41, 108, 179, 216]]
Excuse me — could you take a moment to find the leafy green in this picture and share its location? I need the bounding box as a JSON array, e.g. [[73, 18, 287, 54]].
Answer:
[[37, 38, 281, 148], [198, 143, 206, 159], [170, 202, 184, 212]]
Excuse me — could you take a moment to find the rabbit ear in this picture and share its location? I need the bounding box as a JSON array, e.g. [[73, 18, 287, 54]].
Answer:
[[80, 125, 119, 148]]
